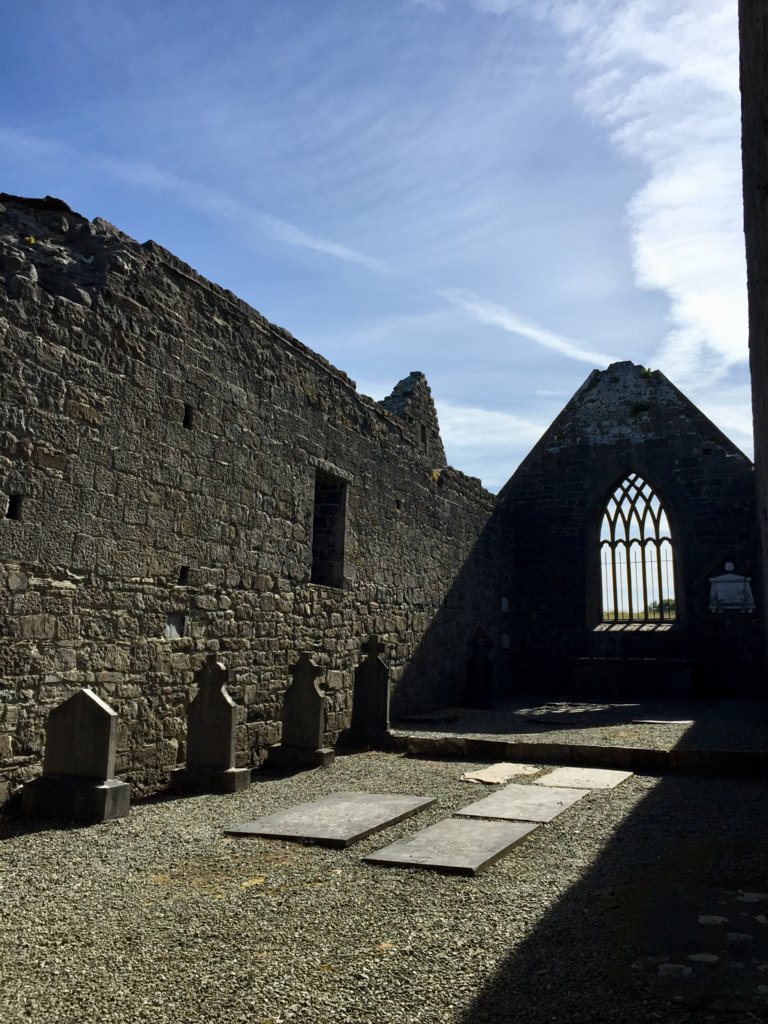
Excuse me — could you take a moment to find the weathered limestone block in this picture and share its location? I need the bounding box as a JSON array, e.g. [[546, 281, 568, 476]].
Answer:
[[22, 687, 131, 822]]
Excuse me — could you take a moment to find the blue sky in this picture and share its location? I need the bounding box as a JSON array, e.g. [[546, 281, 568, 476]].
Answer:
[[0, 0, 750, 491]]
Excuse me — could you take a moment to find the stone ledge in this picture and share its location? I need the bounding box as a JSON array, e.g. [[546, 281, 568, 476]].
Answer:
[[390, 734, 768, 777]]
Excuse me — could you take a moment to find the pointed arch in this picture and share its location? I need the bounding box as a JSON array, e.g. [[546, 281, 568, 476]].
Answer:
[[599, 473, 677, 623]]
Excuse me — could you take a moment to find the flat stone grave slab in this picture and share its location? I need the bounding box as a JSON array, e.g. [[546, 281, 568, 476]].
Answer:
[[225, 792, 435, 848], [364, 818, 539, 876], [456, 782, 588, 823], [535, 766, 633, 790], [461, 762, 541, 785]]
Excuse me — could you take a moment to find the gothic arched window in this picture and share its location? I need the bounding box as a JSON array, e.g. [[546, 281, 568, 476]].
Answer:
[[600, 474, 677, 623]]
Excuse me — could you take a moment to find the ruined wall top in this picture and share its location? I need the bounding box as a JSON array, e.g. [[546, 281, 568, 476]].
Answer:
[[379, 371, 447, 467], [0, 193, 457, 481]]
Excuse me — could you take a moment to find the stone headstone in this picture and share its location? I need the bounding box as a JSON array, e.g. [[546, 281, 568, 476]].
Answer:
[[348, 635, 390, 742], [268, 653, 334, 767], [464, 627, 493, 709], [709, 562, 756, 612], [22, 688, 130, 822], [364, 818, 539, 876], [43, 687, 117, 778], [226, 791, 435, 847], [456, 782, 589, 823], [170, 654, 250, 793]]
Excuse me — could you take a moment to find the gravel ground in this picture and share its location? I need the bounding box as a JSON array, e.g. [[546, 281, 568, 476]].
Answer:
[[2, 752, 767, 1024], [392, 699, 768, 752]]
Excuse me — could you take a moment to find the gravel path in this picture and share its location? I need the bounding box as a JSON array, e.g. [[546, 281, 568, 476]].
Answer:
[[1, 752, 766, 1024], [392, 699, 768, 752]]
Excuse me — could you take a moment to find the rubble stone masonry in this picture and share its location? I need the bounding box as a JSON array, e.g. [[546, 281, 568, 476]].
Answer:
[[0, 195, 505, 803]]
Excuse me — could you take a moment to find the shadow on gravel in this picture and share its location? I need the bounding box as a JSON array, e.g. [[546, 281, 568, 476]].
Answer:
[[457, 718, 768, 1024], [393, 698, 768, 751]]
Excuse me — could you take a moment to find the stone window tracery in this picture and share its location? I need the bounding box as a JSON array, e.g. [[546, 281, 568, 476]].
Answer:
[[600, 473, 677, 623]]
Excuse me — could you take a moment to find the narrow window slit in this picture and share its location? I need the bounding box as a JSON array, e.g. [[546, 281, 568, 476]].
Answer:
[[5, 494, 23, 521], [310, 471, 347, 588]]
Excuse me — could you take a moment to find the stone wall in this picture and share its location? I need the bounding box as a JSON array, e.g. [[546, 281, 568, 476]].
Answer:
[[498, 362, 763, 699], [0, 195, 506, 804], [740, 0, 768, 683]]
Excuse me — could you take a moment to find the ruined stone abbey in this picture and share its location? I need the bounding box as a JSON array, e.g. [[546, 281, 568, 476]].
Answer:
[[0, 192, 762, 806]]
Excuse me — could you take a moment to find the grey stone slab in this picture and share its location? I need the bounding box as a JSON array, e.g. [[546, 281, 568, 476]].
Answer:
[[535, 766, 633, 790], [225, 791, 435, 848], [365, 818, 539, 876], [456, 782, 589, 823]]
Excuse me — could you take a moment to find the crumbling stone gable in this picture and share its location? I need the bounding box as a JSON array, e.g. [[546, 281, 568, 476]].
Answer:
[[498, 361, 763, 699], [380, 371, 447, 467], [0, 195, 506, 804]]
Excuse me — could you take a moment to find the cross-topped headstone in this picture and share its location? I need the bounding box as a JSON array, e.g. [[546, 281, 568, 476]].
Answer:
[[170, 654, 251, 793], [187, 655, 237, 770], [22, 688, 131, 822], [268, 653, 335, 768], [282, 653, 326, 749], [361, 635, 386, 660], [348, 634, 390, 743]]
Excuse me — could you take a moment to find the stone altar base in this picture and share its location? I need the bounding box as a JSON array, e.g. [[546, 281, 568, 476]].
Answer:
[[22, 775, 130, 823], [169, 766, 251, 794], [267, 743, 335, 768]]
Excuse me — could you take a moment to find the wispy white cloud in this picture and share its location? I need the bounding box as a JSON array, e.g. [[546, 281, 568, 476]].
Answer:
[[437, 399, 543, 449], [406, 0, 448, 9], [693, 384, 755, 460], [437, 287, 613, 365], [258, 213, 390, 271], [529, 0, 746, 388], [0, 126, 65, 158], [437, 399, 546, 489], [468, 0, 519, 13], [0, 126, 388, 273], [98, 155, 390, 272]]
